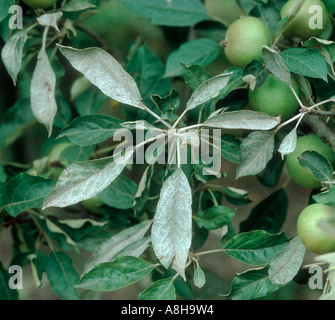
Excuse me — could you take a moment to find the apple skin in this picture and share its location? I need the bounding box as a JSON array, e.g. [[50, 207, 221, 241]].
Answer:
[[22, 0, 57, 8], [223, 16, 270, 67], [204, 0, 246, 24], [285, 134, 335, 189], [280, 0, 329, 41], [297, 203, 335, 254], [248, 74, 301, 121]]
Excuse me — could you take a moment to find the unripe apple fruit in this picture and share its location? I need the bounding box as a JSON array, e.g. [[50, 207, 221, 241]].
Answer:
[[204, 0, 245, 25], [297, 203, 335, 254], [280, 0, 329, 40], [22, 0, 57, 8], [285, 134, 335, 189], [223, 16, 270, 67], [248, 74, 301, 121]]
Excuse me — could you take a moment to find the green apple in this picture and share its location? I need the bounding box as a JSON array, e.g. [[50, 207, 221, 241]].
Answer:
[[297, 203, 335, 254], [223, 16, 270, 67], [73, 0, 171, 61], [280, 0, 329, 40], [285, 134, 335, 189], [248, 74, 301, 121], [204, 0, 246, 24], [22, 0, 57, 8]]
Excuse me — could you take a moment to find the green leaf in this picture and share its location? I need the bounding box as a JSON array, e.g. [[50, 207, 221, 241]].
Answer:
[[151, 168, 192, 280], [220, 134, 241, 164], [83, 220, 152, 274], [97, 175, 138, 209], [194, 206, 236, 230], [223, 230, 289, 266], [268, 236, 306, 285], [280, 48, 328, 81], [181, 63, 212, 91], [225, 266, 282, 300], [1, 30, 27, 85], [236, 131, 275, 179], [298, 150, 334, 183], [46, 251, 80, 300], [302, 38, 335, 65], [75, 85, 109, 116], [164, 38, 221, 78], [0, 99, 34, 150], [0, 262, 18, 300], [243, 60, 269, 91], [77, 256, 155, 291], [139, 277, 176, 300], [119, 0, 209, 27], [0, 0, 13, 22], [57, 45, 144, 109], [240, 189, 288, 234], [222, 186, 251, 206], [0, 173, 56, 217], [58, 114, 123, 146], [126, 45, 170, 109], [323, 0, 335, 13], [257, 152, 285, 188], [42, 149, 133, 209]]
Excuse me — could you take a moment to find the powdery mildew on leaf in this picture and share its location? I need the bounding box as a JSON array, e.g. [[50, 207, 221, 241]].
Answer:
[[151, 168, 192, 280]]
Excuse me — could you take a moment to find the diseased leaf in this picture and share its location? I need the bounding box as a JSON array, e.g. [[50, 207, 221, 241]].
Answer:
[[1, 30, 27, 85], [83, 220, 152, 274], [236, 131, 275, 179], [77, 256, 155, 291], [223, 230, 289, 266], [57, 45, 143, 109], [37, 12, 63, 31], [278, 128, 297, 159], [269, 236, 306, 285], [204, 111, 280, 130], [42, 149, 134, 209], [139, 278, 176, 300], [61, 0, 96, 12], [151, 168, 192, 280], [262, 45, 291, 84], [58, 114, 123, 146], [186, 73, 232, 110], [30, 48, 57, 137], [193, 262, 206, 288]]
